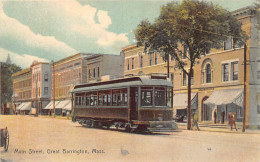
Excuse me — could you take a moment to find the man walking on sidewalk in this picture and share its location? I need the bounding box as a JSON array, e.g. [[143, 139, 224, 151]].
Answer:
[[192, 112, 200, 131]]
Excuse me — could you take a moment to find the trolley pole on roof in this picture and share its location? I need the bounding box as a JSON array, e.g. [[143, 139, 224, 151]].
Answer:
[[242, 44, 247, 132]]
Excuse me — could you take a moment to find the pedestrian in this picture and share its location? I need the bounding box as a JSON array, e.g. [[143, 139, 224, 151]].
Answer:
[[192, 113, 200, 131], [230, 112, 238, 131], [214, 109, 217, 124], [221, 111, 225, 124]]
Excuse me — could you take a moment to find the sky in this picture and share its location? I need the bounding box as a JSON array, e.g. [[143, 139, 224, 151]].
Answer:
[[0, 0, 257, 68]]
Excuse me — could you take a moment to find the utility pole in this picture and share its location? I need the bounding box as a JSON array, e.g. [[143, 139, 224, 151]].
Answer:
[[242, 44, 247, 132], [52, 61, 56, 118], [35, 78, 38, 117], [167, 54, 170, 78]]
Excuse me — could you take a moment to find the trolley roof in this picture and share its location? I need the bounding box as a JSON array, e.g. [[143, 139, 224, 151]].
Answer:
[[73, 76, 172, 93]]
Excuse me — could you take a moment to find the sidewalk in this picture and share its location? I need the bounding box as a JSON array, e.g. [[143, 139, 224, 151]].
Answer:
[[177, 122, 260, 134]]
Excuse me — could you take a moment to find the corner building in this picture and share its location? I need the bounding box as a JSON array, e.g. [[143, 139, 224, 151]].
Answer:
[[122, 7, 260, 129]]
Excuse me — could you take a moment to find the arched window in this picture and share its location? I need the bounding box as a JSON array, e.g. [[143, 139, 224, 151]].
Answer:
[[205, 64, 211, 83]]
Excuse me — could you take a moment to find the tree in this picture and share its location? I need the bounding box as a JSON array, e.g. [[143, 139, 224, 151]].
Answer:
[[1, 63, 22, 105], [135, 0, 247, 130]]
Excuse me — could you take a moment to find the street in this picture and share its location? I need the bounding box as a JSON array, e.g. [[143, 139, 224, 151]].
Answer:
[[1, 115, 260, 162]]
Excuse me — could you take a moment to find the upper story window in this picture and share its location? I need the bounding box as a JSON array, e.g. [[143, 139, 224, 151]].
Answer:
[[257, 71, 260, 80], [182, 70, 193, 86], [203, 63, 212, 83], [44, 87, 48, 95], [127, 59, 130, 70], [183, 45, 188, 59], [222, 63, 229, 82], [182, 72, 187, 86], [155, 52, 158, 65], [170, 73, 174, 82], [190, 69, 194, 85], [222, 61, 239, 82], [132, 58, 134, 69], [224, 36, 232, 50], [88, 69, 91, 78], [140, 56, 143, 68], [149, 52, 154, 66], [231, 61, 238, 81], [97, 67, 100, 77], [44, 73, 48, 82], [93, 68, 96, 78], [257, 94, 260, 114]]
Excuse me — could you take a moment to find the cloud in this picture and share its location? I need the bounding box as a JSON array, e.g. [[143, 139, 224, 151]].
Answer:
[[1, 0, 129, 55], [0, 1, 78, 61], [97, 10, 112, 29], [0, 48, 48, 68]]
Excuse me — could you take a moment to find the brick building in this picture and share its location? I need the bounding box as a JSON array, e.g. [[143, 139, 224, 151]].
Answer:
[[44, 53, 124, 115], [122, 7, 260, 128], [12, 68, 32, 114]]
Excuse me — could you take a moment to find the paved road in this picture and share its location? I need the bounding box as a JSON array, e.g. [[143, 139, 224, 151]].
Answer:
[[1, 115, 260, 162]]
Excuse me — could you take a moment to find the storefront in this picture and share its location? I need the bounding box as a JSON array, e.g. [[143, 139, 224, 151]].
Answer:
[[173, 92, 198, 119], [204, 88, 244, 122]]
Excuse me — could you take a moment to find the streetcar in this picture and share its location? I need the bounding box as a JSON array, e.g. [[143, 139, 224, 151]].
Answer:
[[71, 75, 177, 132]]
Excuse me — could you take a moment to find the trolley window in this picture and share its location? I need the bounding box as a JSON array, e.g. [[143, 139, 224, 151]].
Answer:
[[155, 87, 166, 106], [167, 88, 173, 107], [141, 87, 153, 106]]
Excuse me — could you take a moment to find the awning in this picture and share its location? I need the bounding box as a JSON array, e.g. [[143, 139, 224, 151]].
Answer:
[[16, 103, 25, 110], [173, 92, 198, 109], [56, 100, 70, 109], [63, 100, 72, 110], [204, 88, 243, 107], [44, 101, 61, 109], [20, 102, 31, 111]]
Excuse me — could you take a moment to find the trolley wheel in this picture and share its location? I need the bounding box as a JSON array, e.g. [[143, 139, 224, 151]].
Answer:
[[4, 130, 9, 152]]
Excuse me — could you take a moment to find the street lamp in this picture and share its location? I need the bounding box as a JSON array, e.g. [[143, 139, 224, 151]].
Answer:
[[51, 60, 55, 118]]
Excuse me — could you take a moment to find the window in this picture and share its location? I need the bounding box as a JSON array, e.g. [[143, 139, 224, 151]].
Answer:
[[183, 46, 188, 59], [155, 88, 166, 106], [44, 87, 48, 95], [93, 68, 96, 78], [231, 61, 238, 81], [167, 88, 172, 107], [224, 36, 232, 50], [97, 67, 100, 77], [233, 38, 243, 49], [132, 58, 134, 69], [257, 71, 260, 80], [141, 87, 153, 106], [88, 69, 91, 78], [237, 106, 243, 118], [140, 56, 143, 68], [182, 72, 187, 86], [155, 52, 158, 65], [123, 93, 128, 105], [44, 73, 48, 81], [190, 70, 193, 85], [149, 52, 154, 66], [98, 95, 103, 106], [205, 64, 211, 83], [222, 63, 229, 82], [257, 94, 260, 114], [170, 73, 174, 82], [127, 59, 130, 70]]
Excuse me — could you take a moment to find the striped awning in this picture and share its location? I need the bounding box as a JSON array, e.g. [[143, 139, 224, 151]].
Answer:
[[16, 103, 25, 110], [20, 102, 31, 111], [204, 89, 243, 107], [173, 92, 198, 109], [44, 101, 61, 109]]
